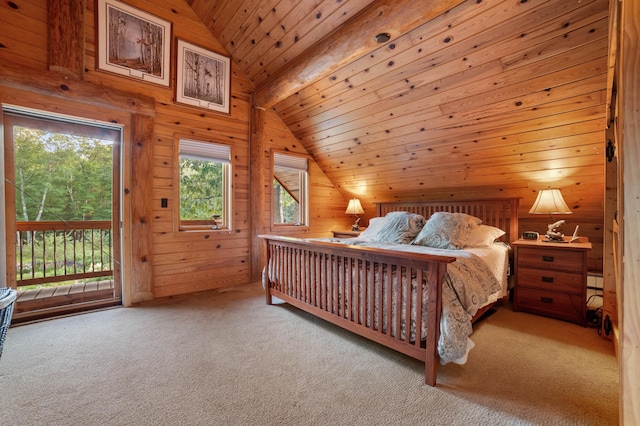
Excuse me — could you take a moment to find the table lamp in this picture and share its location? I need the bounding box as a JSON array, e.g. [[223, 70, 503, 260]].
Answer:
[[345, 198, 364, 231], [529, 188, 572, 241]]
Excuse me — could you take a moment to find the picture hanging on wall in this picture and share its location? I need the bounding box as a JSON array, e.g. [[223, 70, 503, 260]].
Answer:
[[96, 0, 171, 87], [176, 39, 231, 114]]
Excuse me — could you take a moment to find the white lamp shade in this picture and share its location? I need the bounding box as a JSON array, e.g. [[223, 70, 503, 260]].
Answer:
[[529, 188, 572, 214], [345, 198, 364, 215]]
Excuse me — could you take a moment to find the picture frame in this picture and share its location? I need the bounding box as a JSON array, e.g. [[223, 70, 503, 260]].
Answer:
[[176, 39, 231, 114], [96, 0, 171, 87]]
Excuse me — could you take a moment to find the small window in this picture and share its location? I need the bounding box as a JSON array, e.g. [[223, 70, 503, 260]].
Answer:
[[178, 139, 231, 230], [273, 152, 308, 226]]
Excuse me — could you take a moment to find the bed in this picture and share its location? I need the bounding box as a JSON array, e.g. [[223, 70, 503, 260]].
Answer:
[[260, 198, 519, 386]]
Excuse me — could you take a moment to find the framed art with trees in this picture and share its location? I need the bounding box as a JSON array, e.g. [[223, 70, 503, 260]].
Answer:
[[175, 39, 231, 114], [96, 0, 171, 87]]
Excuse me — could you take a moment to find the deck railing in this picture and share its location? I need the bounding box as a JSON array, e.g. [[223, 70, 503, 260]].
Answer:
[[15, 221, 113, 288]]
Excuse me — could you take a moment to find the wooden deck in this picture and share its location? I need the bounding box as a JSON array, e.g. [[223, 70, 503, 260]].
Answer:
[[13, 280, 120, 323]]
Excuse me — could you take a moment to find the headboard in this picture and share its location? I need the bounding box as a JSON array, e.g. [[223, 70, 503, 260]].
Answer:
[[376, 198, 520, 244]]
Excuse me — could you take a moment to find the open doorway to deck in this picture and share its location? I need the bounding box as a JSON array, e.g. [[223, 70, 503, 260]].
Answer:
[[2, 107, 123, 323]]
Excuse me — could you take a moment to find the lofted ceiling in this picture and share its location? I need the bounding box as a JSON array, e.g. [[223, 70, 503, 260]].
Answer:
[[187, 0, 609, 205]]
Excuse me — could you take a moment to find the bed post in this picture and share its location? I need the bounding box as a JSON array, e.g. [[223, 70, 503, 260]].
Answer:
[[509, 198, 519, 243], [262, 237, 273, 305], [424, 262, 445, 386], [265, 288, 273, 305]]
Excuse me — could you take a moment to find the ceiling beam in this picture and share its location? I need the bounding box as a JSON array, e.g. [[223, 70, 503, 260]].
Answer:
[[253, 0, 466, 109]]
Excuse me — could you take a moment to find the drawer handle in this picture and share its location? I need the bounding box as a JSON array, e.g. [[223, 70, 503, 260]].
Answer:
[[542, 255, 554, 262], [541, 297, 553, 304], [541, 276, 554, 283]]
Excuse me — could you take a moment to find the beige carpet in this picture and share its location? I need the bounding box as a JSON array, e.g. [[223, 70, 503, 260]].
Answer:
[[0, 284, 618, 425]]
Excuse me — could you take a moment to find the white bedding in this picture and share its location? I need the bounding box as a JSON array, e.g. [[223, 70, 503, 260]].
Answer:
[[308, 237, 510, 364]]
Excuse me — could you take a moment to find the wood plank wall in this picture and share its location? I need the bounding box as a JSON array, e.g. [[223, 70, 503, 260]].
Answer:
[[0, 0, 352, 299], [192, 0, 610, 275], [264, 0, 609, 274], [260, 110, 353, 238], [0, 0, 608, 294]]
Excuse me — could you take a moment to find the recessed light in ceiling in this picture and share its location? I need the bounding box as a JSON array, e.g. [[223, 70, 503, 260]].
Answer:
[[374, 33, 391, 44]]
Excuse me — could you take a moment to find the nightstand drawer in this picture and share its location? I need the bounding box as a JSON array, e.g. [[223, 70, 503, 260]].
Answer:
[[517, 247, 583, 272], [517, 268, 583, 294], [515, 287, 584, 324]]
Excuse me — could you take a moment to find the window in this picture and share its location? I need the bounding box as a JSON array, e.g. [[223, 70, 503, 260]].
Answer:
[[273, 152, 308, 226], [178, 139, 231, 230]]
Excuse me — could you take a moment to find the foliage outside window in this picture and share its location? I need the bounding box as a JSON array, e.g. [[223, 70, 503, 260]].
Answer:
[[12, 122, 115, 222], [179, 139, 231, 230], [273, 152, 308, 226]]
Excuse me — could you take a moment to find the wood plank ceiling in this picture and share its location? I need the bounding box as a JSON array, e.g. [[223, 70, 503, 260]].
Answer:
[[187, 0, 608, 208]]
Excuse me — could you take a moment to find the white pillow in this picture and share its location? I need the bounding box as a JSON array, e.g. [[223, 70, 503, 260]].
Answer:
[[359, 217, 385, 240], [466, 225, 506, 247]]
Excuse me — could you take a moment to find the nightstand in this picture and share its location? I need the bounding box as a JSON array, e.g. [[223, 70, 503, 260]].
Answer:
[[332, 230, 362, 238], [512, 238, 592, 325]]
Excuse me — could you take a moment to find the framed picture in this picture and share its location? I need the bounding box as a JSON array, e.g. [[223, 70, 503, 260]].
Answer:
[[96, 0, 171, 87], [176, 39, 231, 114]]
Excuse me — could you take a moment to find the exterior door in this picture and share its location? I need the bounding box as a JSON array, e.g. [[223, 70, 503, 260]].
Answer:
[[3, 108, 122, 320]]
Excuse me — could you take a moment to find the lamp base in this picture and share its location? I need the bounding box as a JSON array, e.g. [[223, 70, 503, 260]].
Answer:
[[545, 231, 565, 241]]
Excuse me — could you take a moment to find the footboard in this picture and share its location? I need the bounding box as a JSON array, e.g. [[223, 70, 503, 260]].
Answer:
[[260, 235, 456, 386]]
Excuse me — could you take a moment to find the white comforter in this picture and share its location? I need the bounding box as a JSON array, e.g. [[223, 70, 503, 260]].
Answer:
[[311, 238, 509, 364]]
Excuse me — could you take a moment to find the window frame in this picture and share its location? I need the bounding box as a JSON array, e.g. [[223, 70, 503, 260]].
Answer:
[[271, 151, 309, 229], [174, 137, 232, 232]]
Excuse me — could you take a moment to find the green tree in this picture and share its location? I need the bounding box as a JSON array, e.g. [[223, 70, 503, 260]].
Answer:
[[180, 158, 224, 220], [273, 180, 299, 224], [13, 126, 113, 222], [14, 128, 50, 221]]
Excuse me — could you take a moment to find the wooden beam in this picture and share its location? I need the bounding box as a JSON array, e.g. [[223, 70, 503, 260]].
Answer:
[[0, 62, 155, 116], [250, 105, 266, 281], [619, 0, 640, 423], [252, 0, 466, 109], [128, 113, 155, 304], [49, 0, 86, 79], [603, 123, 617, 341]]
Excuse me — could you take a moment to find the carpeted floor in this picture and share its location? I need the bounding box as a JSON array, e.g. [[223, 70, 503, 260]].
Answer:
[[0, 283, 618, 425]]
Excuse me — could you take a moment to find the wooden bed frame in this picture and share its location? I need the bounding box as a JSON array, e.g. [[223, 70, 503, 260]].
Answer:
[[261, 198, 519, 386]]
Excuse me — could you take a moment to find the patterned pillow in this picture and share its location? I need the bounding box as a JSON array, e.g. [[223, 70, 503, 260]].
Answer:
[[360, 212, 425, 244], [412, 212, 480, 249]]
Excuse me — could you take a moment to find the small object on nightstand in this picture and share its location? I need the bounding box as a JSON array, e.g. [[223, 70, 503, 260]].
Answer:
[[543, 225, 580, 243], [544, 219, 567, 241]]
